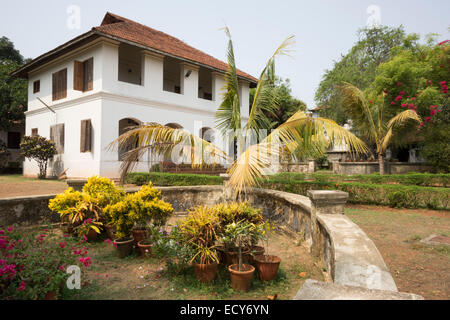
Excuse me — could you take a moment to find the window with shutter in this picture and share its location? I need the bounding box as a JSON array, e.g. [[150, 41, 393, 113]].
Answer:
[[80, 119, 92, 153], [50, 123, 65, 154], [74, 58, 93, 92], [52, 68, 67, 101], [31, 128, 38, 137], [33, 80, 40, 93]]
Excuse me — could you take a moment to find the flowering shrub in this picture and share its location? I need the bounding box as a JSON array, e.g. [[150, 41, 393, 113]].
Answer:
[[20, 136, 56, 179], [49, 176, 126, 236], [104, 182, 174, 238], [0, 226, 92, 299]]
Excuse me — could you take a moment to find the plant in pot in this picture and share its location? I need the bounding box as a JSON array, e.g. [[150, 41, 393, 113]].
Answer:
[[179, 206, 220, 283], [137, 225, 162, 258], [104, 182, 173, 258], [224, 220, 255, 292], [75, 218, 103, 242], [253, 221, 281, 281], [215, 202, 263, 265]]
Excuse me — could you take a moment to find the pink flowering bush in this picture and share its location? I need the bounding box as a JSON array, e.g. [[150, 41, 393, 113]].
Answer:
[[0, 225, 92, 300]]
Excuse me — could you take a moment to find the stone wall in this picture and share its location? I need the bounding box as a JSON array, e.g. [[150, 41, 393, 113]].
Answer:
[[333, 161, 432, 175]]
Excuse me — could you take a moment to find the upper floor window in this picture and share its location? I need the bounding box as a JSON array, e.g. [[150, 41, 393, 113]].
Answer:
[[118, 44, 142, 85], [163, 56, 181, 94], [33, 80, 40, 94], [52, 68, 67, 101], [74, 58, 93, 92], [198, 67, 213, 100]]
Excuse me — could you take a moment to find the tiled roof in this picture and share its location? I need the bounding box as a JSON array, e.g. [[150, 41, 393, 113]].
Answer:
[[94, 12, 257, 82]]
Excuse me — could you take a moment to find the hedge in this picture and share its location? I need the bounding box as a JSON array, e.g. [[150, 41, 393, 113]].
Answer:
[[125, 172, 449, 210], [272, 172, 450, 188], [260, 178, 450, 210], [125, 172, 222, 186]]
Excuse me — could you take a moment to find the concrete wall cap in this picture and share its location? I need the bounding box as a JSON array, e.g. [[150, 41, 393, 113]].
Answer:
[[307, 190, 349, 201]]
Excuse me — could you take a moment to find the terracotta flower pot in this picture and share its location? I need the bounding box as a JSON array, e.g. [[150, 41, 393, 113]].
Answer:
[[228, 264, 255, 292], [194, 262, 218, 283], [224, 248, 250, 266], [86, 228, 98, 242], [137, 240, 153, 257], [254, 255, 281, 281], [249, 246, 265, 264], [114, 236, 134, 258], [131, 229, 147, 244], [104, 224, 116, 240]]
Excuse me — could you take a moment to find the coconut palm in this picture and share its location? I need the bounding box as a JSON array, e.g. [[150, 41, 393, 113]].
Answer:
[[338, 82, 422, 175], [109, 32, 368, 195]]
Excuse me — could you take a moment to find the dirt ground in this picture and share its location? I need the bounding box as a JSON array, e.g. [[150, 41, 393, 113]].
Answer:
[[346, 204, 450, 300], [66, 217, 326, 300], [0, 175, 67, 198]]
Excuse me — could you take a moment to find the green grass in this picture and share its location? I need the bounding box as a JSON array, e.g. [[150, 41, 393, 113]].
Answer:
[[0, 174, 64, 184]]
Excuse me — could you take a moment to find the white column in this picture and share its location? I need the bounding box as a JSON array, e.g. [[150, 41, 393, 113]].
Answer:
[[239, 80, 250, 119], [141, 50, 164, 95], [99, 39, 120, 93], [212, 71, 226, 102], [180, 62, 199, 99]]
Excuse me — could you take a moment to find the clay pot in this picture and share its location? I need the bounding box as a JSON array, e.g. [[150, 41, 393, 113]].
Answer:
[[249, 246, 265, 264], [114, 237, 134, 258], [104, 225, 116, 240], [131, 229, 147, 244], [86, 228, 98, 242], [228, 264, 255, 292], [193, 262, 218, 283], [254, 255, 281, 281], [224, 248, 250, 266], [137, 240, 153, 257]]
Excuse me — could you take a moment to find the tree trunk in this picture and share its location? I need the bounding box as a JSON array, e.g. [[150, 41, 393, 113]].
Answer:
[[378, 153, 385, 175]]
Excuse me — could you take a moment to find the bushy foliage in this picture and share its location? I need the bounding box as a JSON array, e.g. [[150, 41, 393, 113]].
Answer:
[[125, 172, 222, 186], [104, 182, 173, 238], [0, 225, 92, 300], [20, 136, 56, 179]]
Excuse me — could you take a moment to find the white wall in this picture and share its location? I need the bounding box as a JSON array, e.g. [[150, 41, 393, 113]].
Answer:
[[23, 38, 252, 178]]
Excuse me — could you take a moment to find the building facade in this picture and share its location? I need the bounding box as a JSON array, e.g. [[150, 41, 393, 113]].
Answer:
[[12, 13, 257, 179]]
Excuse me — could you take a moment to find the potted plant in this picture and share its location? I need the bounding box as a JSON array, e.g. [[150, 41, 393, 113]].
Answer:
[[253, 222, 281, 281], [75, 218, 102, 242], [137, 225, 162, 257], [224, 221, 255, 292], [179, 206, 220, 283], [215, 202, 263, 266]]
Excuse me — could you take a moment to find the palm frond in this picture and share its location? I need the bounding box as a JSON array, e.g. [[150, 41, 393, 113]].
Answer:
[[337, 82, 379, 145], [228, 111, 369, 195], [108, 123, 230, 182], [246, 36, 295, 134], [215, 27, 241, 136], [381, 109, 421, 153]]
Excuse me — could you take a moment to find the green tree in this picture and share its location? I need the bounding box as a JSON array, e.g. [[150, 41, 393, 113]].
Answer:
[[0, 37, 27, 131], [20, 136, 56, 179], [250, 77, 307, 129], [315, 26, 416, 125]]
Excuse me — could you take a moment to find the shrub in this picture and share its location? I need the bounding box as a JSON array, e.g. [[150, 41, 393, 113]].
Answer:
[[104, 182, 173, 238], [0, 225, 92, 300], [20, 135, 56, 179], [387, 191, 409, 208], [125, 172, 222, 186]]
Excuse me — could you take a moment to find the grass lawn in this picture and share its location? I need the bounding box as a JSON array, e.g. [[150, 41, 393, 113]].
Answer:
[[0, 174, 67, 198], [346, 204, 450, 300]]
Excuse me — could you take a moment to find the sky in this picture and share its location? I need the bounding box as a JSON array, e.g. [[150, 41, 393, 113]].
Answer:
[[1, 0, 449, 109]]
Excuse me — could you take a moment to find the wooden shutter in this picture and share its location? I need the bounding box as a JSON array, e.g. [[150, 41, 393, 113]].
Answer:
[[58, 123, 65, 154], [31, 128, 38, 137], [52, 69, 67, 101], [74, 61, 84, 91], [80, 119, 92, 152], [84, 58, 93, 91]]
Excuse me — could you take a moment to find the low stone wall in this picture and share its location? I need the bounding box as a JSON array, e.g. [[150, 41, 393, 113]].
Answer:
[[0, 183, 419, 299], [333, 161, 431, 175]]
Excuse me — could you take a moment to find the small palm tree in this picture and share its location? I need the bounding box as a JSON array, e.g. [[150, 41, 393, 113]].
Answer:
[[109, 31, 368, 195], [338, 82, 422, 175]]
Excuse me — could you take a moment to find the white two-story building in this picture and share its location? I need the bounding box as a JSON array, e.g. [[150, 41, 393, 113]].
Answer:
[[12, 12, 257, 179]]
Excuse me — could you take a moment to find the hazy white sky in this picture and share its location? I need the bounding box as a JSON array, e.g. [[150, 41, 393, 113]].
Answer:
[[1, 0, 449, 108]]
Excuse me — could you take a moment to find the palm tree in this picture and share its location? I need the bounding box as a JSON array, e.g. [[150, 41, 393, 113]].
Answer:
[[338, 82, 422, 175], [109, 31, 368, 195]]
